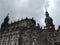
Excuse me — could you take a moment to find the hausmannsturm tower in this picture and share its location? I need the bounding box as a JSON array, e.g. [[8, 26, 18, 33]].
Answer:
[[0, 11, 60, 45]]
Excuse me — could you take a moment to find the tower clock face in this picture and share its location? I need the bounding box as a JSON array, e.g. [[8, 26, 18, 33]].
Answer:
[[21, 21, 29, 27], [20, 21, 32, 28], [23, 21, 27, 27]]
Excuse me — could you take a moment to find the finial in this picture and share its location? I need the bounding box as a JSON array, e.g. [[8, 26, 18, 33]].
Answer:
[[4, 14, 9, 23], [45, 9, 49, 17], [32, 17, 34, 20], [37, 23, 40, 28], [5, 13, 9, 19], [26, 17, 28, 20]]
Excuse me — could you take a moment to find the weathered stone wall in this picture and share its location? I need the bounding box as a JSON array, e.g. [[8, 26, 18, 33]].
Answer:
[[0, 31, 20, 45]]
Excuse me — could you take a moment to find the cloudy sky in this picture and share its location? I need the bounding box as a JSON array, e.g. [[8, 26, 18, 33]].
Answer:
[[0, 0, 60, 29]]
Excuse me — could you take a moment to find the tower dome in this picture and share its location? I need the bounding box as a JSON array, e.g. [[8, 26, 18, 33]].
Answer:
[[45, 11, 53, 26], [45, 11, 55, 30], [45, 12, 53, 26]]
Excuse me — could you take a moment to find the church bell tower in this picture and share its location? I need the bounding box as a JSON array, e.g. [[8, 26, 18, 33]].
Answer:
[[45, 10, 55, 31]]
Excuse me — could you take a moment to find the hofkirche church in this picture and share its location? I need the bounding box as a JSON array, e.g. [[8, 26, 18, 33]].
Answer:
[[0, 11, 60, 45]]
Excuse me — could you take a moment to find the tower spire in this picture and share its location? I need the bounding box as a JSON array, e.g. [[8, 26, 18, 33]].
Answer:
[[45, 10, 49, 17]]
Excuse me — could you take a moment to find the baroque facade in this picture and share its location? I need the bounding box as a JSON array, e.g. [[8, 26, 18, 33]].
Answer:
[[0, 11, 60, 45]]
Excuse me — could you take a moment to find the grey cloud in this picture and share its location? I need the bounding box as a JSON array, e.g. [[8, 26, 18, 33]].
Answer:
[[0, 0, 45, 27], [0, 0, 60, 29]]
